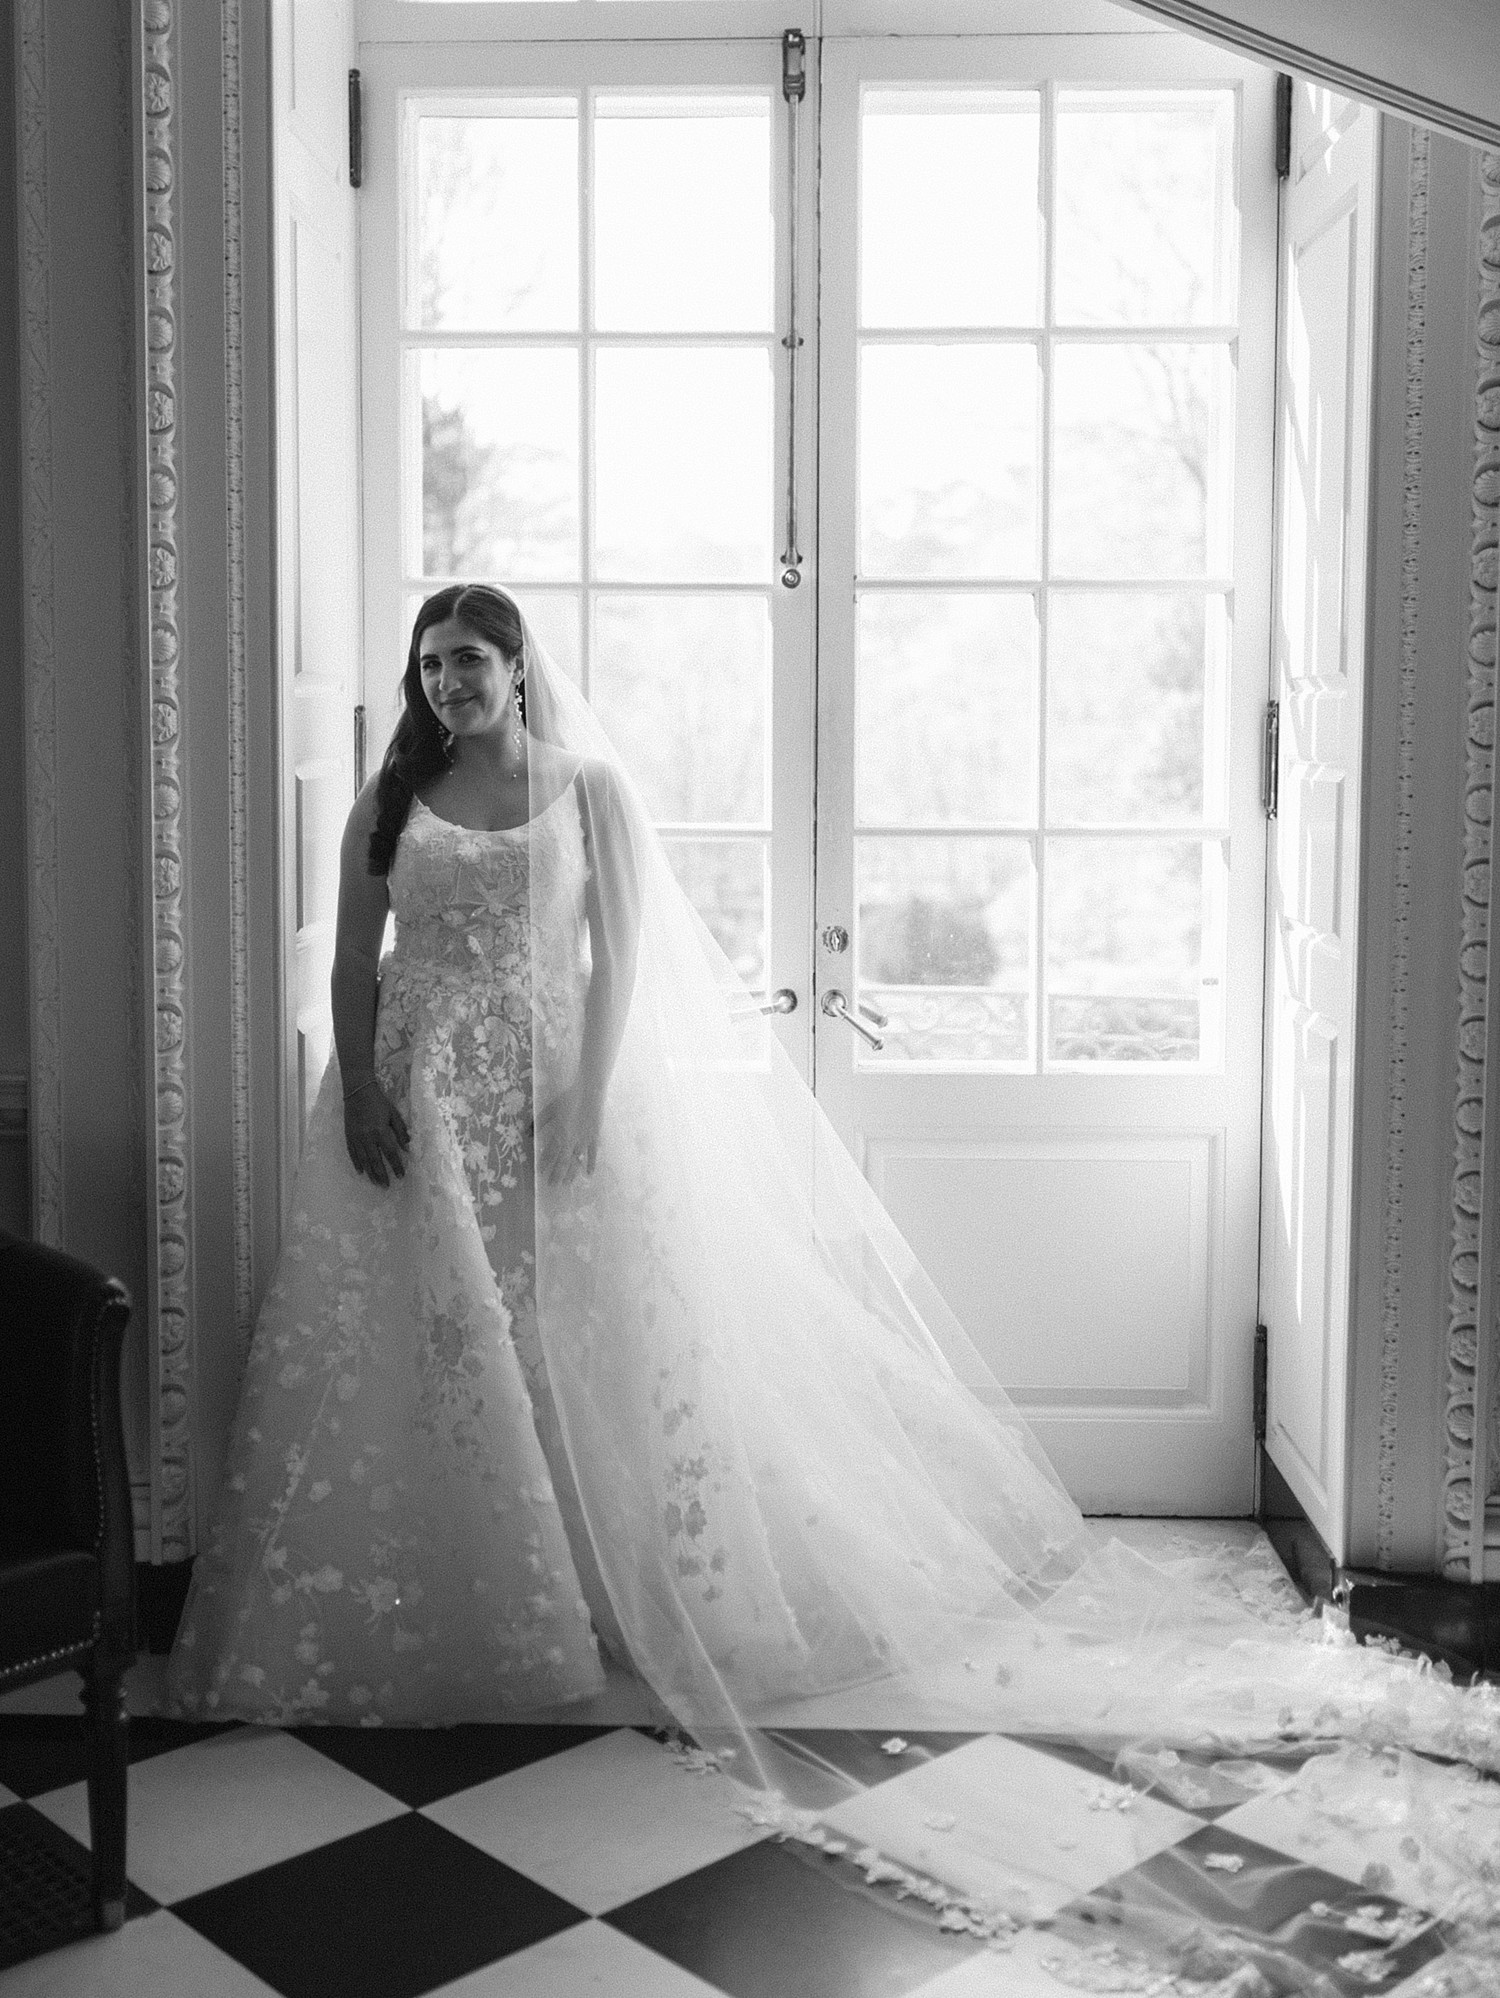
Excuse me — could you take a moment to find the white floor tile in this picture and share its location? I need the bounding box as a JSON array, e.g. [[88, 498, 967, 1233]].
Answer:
[[1215, 1744, 1500, 1914], [427, 1920, 724, 1996], [28, 1725, 408, 1905], [909, 1924, 1114, 1997], [1083, 1518, 1268, 1560], [0, 1911, 278, 1998], [822, 1734, 1201, 1925], [422, 1726, 765, 1915]]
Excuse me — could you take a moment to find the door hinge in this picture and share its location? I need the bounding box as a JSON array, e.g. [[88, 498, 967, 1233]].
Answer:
[[1262, 699, 1280, 818], [354, 704, 367, 795], [1253, 1324, 1269, 1442], [782, 28, 807, 103], [1274, 72, 1293, 180], [348, 68, 363, 189]]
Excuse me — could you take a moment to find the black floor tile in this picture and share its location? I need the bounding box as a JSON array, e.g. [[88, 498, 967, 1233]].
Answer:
[[1045, 1820, 1446, 1997], [0, 1802, 157, 1971], [289, 1720, 617, 1809], [172, 1808, 586, 1998], [607, 1835, 985, 1998], [0, 1714, 240, 1801], [762, 1729, 979, 1794], [1010, 1733, 1330, 1819]]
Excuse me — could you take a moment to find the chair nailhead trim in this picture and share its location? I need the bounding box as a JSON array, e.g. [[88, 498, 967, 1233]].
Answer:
[[0, 1616, 98, 1686]]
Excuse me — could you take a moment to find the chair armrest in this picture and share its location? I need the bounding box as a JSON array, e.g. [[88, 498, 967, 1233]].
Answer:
[[0, 1235, 136, 1652]]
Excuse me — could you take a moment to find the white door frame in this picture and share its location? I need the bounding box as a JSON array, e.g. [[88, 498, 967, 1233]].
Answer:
[[356, 36, 821, 1083], [813, 33, 1280, 1513]]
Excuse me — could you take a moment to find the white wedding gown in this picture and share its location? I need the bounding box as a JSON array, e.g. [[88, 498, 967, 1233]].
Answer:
[[165, 774, 1500, 1792], [166, 791, 618, 1720], [164, 612, 1500, 1983]]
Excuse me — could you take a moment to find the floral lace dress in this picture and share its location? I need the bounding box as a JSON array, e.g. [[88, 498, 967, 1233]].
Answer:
[[165, 789, 614, 1723]]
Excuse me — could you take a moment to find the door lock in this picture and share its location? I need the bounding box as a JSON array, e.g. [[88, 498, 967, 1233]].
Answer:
[[821, 924, 849, 954]]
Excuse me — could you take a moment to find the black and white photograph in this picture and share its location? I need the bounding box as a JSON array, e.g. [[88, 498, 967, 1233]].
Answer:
[[4, 1, 1500, 1993]]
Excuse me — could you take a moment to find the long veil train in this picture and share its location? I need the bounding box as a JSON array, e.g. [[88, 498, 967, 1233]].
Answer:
[[517, 607, 1500, 1805]]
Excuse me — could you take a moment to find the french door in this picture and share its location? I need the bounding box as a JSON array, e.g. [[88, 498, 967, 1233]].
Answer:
[[815, 37, 1278, 1510], [357, 27, 1279, 1512], [359, 39, 819, 1099]]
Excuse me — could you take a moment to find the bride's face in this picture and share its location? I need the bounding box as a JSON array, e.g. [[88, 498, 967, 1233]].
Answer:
[[418, 617, 519, 741]]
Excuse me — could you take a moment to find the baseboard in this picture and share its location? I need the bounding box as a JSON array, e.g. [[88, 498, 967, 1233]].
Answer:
[[1258, 1452, 1339, 1605], [1257, 1446, 1492, 1678], [135, 1559, 193, 1655]]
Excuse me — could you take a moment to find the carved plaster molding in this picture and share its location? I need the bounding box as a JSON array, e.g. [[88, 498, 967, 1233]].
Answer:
[[1444, 150, 1500, 1578], [140, 0, 194, 1562], [18, 0, 62, 1247], [223, 0, 254, 1365], [1379, 128, 1429, 1568]]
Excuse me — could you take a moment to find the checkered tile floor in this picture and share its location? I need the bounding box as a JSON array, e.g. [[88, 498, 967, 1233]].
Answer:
[[0, 1704, 1482, 1996]]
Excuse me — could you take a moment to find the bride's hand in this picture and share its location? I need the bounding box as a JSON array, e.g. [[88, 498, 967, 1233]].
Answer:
[[534, 1083, 603, 1186], [343, 1078, 410, 1187]]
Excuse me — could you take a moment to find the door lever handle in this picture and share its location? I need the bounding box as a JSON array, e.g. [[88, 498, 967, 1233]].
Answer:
[[821, 988, 884, 1051], [729, 987, 798, 1021]]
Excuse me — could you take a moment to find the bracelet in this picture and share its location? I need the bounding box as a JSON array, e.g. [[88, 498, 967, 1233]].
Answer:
[[343, 1077, 380, 1102]]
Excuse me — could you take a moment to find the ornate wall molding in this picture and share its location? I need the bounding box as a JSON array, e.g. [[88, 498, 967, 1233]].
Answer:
[[1379, 127, 1430, 1567], [224, 0, 254, 1365], [1444, 149, 1500, 1577], [18, 0, 62, 1248], [140, 0, 194, 1562]]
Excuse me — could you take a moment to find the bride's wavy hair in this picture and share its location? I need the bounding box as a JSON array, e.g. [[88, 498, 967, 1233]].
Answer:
[[367, 583, 526, 876]]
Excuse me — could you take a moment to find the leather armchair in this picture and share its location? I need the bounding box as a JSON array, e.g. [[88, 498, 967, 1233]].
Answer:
[[0, 1232, 137, 1931]]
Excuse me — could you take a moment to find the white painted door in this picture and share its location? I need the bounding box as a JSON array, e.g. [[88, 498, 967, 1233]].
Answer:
[[815, 36, 1279, 1512], [272, 0, 362, 1177], [357, 37, 819, 1085], [1258, 87, 1379, 1564]]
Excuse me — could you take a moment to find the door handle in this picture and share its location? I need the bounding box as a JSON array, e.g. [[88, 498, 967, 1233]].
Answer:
[[730, 987, 798, 1021], [821, 988, 884, 1051]]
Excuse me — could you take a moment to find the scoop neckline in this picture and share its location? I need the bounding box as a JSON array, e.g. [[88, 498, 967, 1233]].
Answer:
[[412, 771, 580, 837]]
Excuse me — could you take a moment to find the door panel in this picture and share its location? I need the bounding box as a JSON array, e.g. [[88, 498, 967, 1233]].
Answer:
[[1259, 89, 1378, 1562], [817, 36, 1279, 1512], [359, 40, 818, 1087], [274, 0, 361, 1177]]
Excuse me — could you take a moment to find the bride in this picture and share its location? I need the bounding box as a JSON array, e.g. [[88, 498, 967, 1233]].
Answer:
[[167, 583, 1500, 1803]]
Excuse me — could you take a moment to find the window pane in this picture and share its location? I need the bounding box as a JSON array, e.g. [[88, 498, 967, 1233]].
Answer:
[[1045, 837, 1217, 1063], [594, 95, 771, 332], [663, 837, 766, 989], [1047, 593, 1226, 824], [857, 592, 1037, 825], [593, 594, 769, 823], [856, 836, 1034, 1063], [416, 107, 578, 332], [861, 344, 1039, 578], [1052, 343, 1231, 577], [1055, 90, 1236, 327], [420, 348, 579, 579], [861, 90, 1040, 329], [595, 347, 772, 582]]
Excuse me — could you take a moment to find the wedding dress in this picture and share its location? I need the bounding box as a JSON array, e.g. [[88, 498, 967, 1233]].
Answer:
[[168, 607, 1500, 1938]]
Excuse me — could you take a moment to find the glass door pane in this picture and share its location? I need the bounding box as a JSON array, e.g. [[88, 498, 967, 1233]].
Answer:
[[848, 78, 1239, 1071], [387, 64, 785, 1002]]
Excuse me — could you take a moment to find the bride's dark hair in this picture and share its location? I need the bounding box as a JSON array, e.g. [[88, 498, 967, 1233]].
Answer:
[[367, 583, 525, 876]]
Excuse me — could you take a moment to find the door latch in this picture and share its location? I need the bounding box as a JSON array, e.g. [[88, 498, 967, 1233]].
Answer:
[[1262, 700, 1280, 819]]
